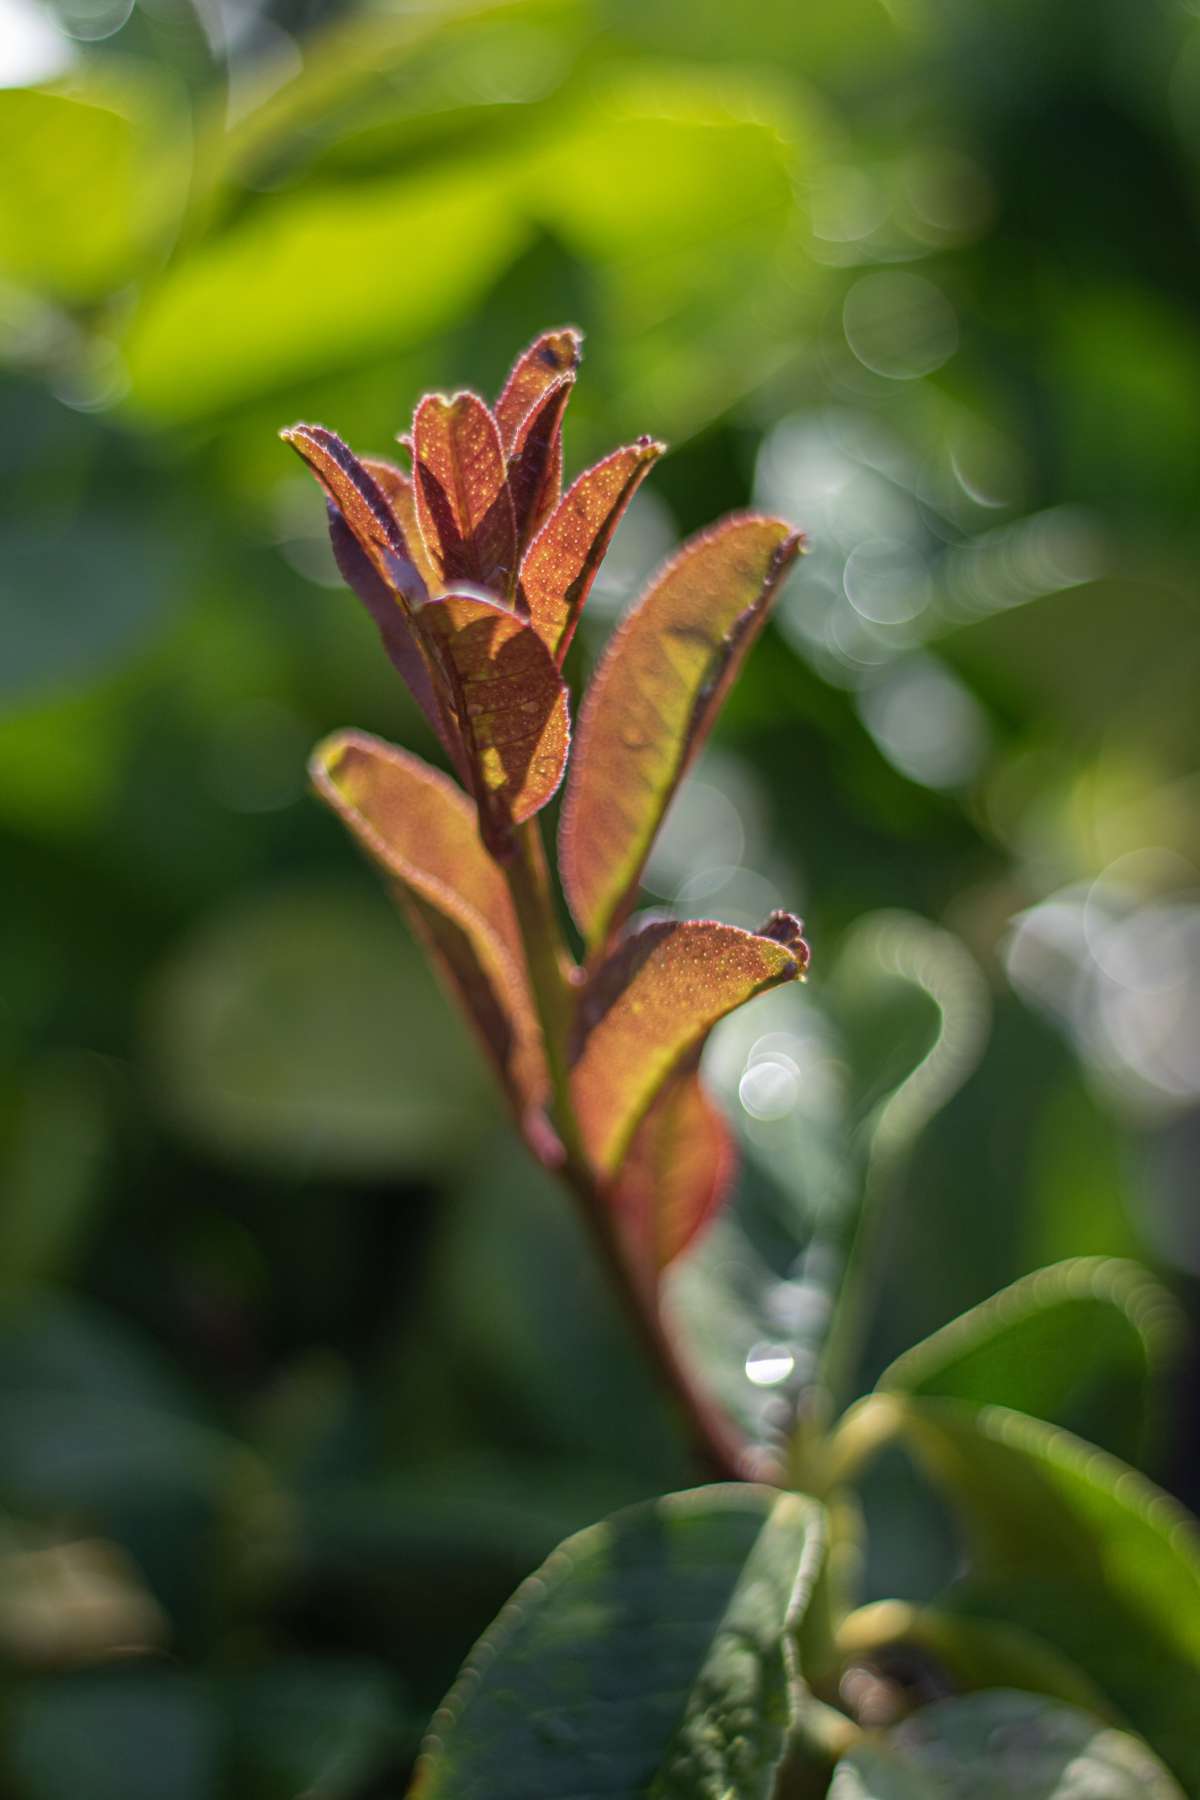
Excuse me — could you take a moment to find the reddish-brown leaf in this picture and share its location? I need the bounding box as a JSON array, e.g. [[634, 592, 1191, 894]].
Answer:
[[569, 914, 809, 1179], [283, 426, 453, 754], [494, 326, 582, 452], [506, 374, 574, 554], [310, 730, 548, 1127], [412, 392, 517, 591], [611, 1064, 737, 1280], [520, 439, 664, 663], [560, 515, 804, 951], [417, 591, 571, 857], [360, 457, 442, 596]]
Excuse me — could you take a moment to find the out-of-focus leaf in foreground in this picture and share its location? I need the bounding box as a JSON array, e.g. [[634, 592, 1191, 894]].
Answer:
[[879, 1256, 1178, 1461], [831, 1689, 1184, 1799], [417, 591, 570, 855], [310, 731, 547, 1125], [560, 516, 804, 951], [569, 914, 810, 1180], [887, 1397, 1200, 1789], [414, 1485, 826, 1800]]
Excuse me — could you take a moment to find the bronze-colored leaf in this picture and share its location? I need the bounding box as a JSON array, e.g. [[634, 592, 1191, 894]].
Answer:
[[310, 730, 548, 1126], [612, 1063, 737, 1280], [494, 326, 583, 452], [560, 514, 804, 951], [412, 391, 517, 591], [418, 591, 571, 857], [520, 439, 664, 663], [506, 373, 574, 555], [360, 456, 442, 595], [570, 914, 808, 1179]]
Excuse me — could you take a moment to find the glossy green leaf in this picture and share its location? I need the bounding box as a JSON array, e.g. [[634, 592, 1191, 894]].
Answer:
[[310, 731, 547, 1124], [570, 914, 809, 1179], [560, 515, 803, 950], [611, 1065, 736, 1281], [418, 590, 570, 856], [412, 391, 517, 591], [493, 326, 582, 452], [891, 1397, 1200, 1788], [878, 1258, 1177, 1458], [830, 1690, 1184, 1798], [414, 1485, 826, 1800], [519, 439, 664, 662]]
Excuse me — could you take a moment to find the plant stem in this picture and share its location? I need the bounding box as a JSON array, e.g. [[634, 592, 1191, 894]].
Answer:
[[504, 819, 755, 1486]]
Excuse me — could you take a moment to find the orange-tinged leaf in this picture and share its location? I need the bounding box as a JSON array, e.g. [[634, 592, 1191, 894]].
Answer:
[[569, 914, 809, 1179], [412, 392, 517, 591], [418, 591, 571, 857], [310, 730, 548, 1125], [507, 373, 574, 553], [494, 326, 582, 452], [283, 426, 453, 751], [361, 457, 442, 595], [612, 1065, 737, 1280], [520, 439, 664, 663], [560, 515, 803, 950]]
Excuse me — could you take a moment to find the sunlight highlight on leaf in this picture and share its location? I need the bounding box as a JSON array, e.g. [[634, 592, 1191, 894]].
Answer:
[[560, 515, 804, 950], [412, 391, 517, 590]]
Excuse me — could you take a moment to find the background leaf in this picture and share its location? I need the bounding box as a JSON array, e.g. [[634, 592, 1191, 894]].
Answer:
[[830, 1689, 1184, 1799]]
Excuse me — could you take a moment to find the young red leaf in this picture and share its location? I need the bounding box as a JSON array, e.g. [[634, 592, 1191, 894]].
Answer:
[[412, 392, 517, 591], [418, 591, 571, 858], [569, 914, 809, 1179], [519, 439, 664, 663], [494, 326, 582, 452], [282, 426, 453, 754], [612, 1064, 737, 1281], [360, 457, 442, 596], [560, 515, 804, 951], [506, 373, 574, 555], [310, 730, 549, 1127]]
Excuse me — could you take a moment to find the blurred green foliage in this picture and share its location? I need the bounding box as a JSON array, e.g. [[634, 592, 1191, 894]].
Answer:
[[2, 0, 1199, 1791]]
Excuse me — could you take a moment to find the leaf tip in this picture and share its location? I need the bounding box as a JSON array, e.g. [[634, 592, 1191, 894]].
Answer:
[[758, 910, 811, 979]]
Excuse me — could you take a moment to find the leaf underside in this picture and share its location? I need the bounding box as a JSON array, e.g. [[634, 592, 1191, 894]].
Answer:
[[309, 730, 548, 1120], [611, 1063, 736, 1280]]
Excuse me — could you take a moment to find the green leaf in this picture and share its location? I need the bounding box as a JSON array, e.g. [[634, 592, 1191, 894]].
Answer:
[[145, 880, 497, 1176], [830, 1690, 1184, 1798], [519, 438, 664, 662], [310, 731, 548, 1126], [417, 590, 571, 855], [414, 1485, 827, 1800], [890, 1397, 1200, 1788], [229, 1658, 410, 1800], [878, 1258, 1177, 1458], [569, 914, 810, 1180], [5, 1669, 220, 1800], [560, 514, 803, 951], [411, 390, 517, 590]]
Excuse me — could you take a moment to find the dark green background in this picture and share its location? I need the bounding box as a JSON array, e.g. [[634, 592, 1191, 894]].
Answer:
[[2, 0, 1198, 1791]]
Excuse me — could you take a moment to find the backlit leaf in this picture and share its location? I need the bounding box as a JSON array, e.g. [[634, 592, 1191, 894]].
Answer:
[[283, 426, 450, 750], [311, 731, 547, 1122], [570, 914, 809, 1179], [560, 515, 803, 949], [360, 457, 442, 595], [506, 373, 574, 552], [612, 1065, 736, 1282], [891, 1397, 1200, 1787], [878, 1257, 1177, 1459], [412, 392, 517, 590], [417, 592, 570, 856], [831, 1690, 1184, 1799], [493, 326, 582, 451], [414, 1485, 827, 1800], [519, 439, 664, 662]]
